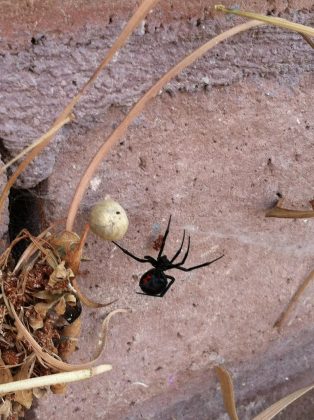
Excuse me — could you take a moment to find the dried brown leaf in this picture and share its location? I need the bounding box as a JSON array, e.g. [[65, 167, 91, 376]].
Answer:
[[0, 358, 13, 389], [13, 355, 35, 409], [59, 318, 81, 359], [54, 296, 66, 316], [50, 382, 67, 394], [48, 261, 74, 294], [50, 231, 81, 261], [0, 399, 12, 418], [62, 317, 81, 339], [32, 290, 55, 300], [32, 386, 48, 399], [64, 293, 77, 304], [34, 300, 58, 317], [50, 227, 89, 275], [28, 316, 44, 331]]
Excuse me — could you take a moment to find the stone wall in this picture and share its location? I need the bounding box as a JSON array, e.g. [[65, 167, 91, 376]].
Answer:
[[1, 1, 313, 419]]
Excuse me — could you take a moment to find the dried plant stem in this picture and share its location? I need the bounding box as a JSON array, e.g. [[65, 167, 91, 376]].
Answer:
[[13, 225, 55, 273], [215, 5, 314, 38], [301, 34, 314, 48], [0, 364, 112, 394], [70, 279, 118, 308], [253, 383, 314, 420], [273, 269, 314, 330], [215, 365, 314, 420], [0, 0, 160, 219], [266, 208, 314, 218], [215, 366, 239, 420], [10, 303, 126, 372], [266, 198, 314, 218], [66, 20, 264, 231], [0, 115, 73, 175]]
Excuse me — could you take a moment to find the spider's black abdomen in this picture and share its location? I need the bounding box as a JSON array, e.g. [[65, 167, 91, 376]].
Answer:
[[139, 269, 168, 296]]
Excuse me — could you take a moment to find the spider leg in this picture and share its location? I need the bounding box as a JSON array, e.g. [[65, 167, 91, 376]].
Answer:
[[170, 230, 185, 263], [144, 255, 158, 265], [167, 236, 191, 269], [174, 254, 224, 272], [159, 275, 175, 297], [112, 241, 149, 264], [136, 291, 163, 297], [157, 215, 172, 259]]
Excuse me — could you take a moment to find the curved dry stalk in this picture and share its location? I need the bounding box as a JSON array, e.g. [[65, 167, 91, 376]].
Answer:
[[0, 0, 160, 219], [266, 208, 314, 218], [66, 223, 90, 275], [301, 34, 314, 48], [0, 232, 29, 268], [266, 198, 314, 218], [70, 278, 118, 308], [215, 5, 314, 38], [13, 225, 56, 273], [0, 115, 73, 175], [91, 308, 128, 360], [66, 20, 264, 230], [216, 364, 314, 420], [12, 230, 59, 275], [215, 365, 239, 420], [253, 383, 314, 420], [0, 364, 112, 394], [273, 269, 314, 330], [10, 303, 127, 372]]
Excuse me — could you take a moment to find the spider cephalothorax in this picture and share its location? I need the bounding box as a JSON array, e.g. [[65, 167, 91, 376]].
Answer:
[[113, 216, 224, 297]]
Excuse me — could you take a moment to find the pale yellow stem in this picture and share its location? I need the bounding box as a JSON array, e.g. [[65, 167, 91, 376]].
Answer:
[[0, 364, 111, 394]]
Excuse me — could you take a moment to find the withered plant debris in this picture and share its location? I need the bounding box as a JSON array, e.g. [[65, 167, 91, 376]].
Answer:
[[266, 198, 314, 218], [215, 364, 314, 419], [0, 229, 118, 419], [273, 268, 314, 331]]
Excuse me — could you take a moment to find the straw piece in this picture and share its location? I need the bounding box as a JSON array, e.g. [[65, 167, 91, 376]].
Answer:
[[0, 364, 112, 394], [215, 5, 314, 38]]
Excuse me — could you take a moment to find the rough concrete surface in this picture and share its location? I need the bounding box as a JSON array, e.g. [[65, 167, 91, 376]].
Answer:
[[0, 2, 313, 187], [0, 1, 314, 419]]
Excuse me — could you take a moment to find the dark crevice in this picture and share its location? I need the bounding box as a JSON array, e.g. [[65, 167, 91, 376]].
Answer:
[[31, 34, 46, 45], [0, 137, 11, 163], [8, 179, 49, 262]]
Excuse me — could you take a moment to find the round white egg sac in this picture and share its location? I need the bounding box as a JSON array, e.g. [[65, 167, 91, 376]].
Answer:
[[89, 199, 129, 241]]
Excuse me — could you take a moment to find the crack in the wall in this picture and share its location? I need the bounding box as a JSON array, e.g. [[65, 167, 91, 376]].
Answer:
[[8, 179, 48, 261]]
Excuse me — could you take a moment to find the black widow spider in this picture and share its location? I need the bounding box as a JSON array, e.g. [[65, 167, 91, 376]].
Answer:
[[112, 216, 224, 297]]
